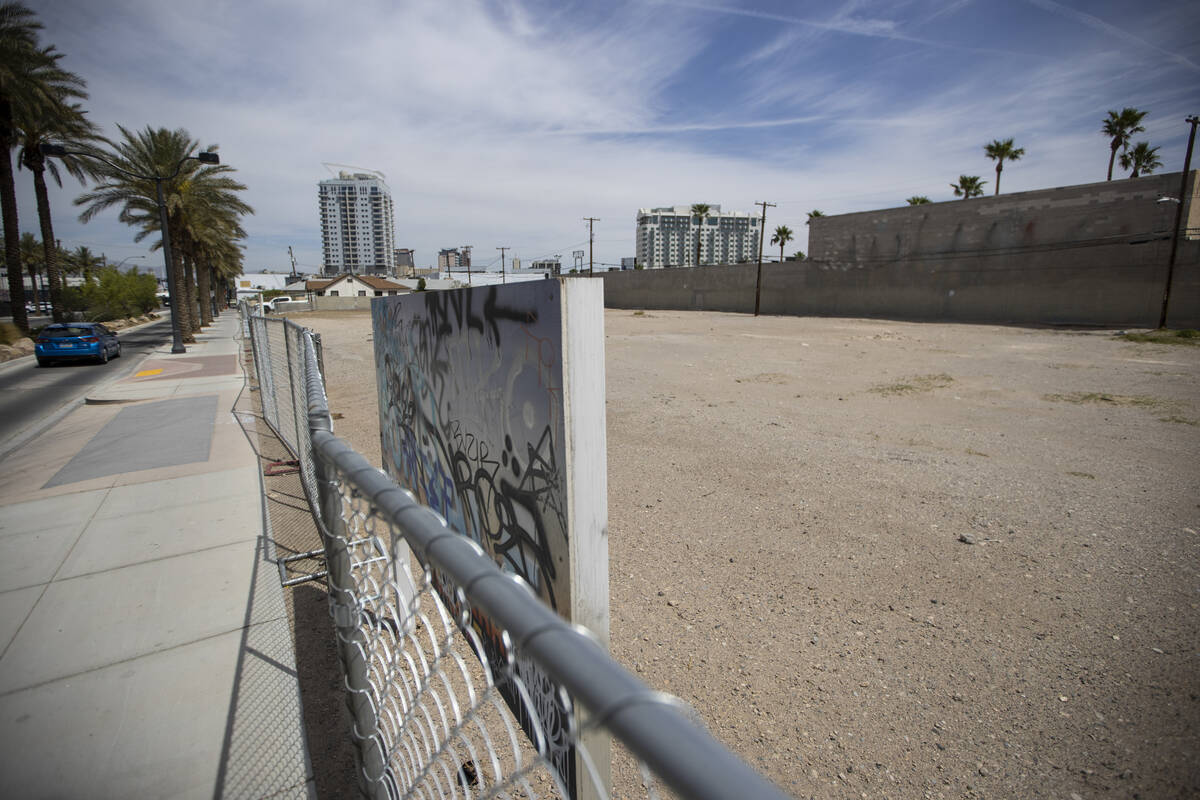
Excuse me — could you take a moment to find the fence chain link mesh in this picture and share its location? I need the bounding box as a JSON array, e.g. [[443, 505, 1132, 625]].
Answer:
[[240, 304, 789, 800]]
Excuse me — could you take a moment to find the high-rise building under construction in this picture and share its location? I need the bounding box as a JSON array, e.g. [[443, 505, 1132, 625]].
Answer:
[[318, 170, 396, 275]]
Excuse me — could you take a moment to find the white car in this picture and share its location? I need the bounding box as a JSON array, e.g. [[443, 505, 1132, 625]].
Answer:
[[266, 297, 309, 312]]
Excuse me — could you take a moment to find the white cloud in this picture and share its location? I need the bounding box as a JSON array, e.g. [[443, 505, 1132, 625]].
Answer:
[[1025, 0, 1199, 72], [17, 0, 1200, 273]]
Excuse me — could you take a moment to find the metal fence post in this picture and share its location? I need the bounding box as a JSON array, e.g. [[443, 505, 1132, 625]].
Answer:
[[313, 448, 391, 798]]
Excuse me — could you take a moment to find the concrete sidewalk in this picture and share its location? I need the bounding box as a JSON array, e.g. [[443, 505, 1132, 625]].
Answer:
[[0, 312, 314, 798]]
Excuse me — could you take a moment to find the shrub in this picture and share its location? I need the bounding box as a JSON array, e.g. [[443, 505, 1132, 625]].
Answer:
[[82, 266, 159, 321], [0, 321, 20, 345]]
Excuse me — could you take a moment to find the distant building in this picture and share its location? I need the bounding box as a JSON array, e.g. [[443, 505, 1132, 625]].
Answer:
[[635, 205, 759, 269], [437, 248, 465, 270], [235, 272, 306, 292], [394, 248, 415, 274], [318, 171, 396, 276], [621, 257, 636, 270], [305, 273, 409, 297], [530, 259, 561, 275]]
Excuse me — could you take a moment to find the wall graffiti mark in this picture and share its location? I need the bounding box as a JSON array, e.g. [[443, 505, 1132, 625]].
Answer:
[[373, 282, 578, 794]]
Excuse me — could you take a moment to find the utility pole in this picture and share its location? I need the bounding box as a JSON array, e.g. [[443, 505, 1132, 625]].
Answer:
[[462, 245, 472, 285], [584, 217, 599, 275], [497, 246, 508, 284], [753, 201, 775, 316], [288, 245, 297, 278], [1160, 114, 1198, 329]]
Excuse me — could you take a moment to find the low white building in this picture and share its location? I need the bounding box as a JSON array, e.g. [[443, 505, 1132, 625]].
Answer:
[[236, 272, 304, 291], [233, 272, 308, 303], [306, 273, 409, 297]]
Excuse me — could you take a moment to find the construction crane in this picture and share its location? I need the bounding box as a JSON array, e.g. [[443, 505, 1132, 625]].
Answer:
[[321, 162, 387, 180]]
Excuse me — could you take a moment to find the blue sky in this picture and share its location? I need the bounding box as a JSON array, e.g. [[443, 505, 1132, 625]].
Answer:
[[18, 0, 1200, 275]]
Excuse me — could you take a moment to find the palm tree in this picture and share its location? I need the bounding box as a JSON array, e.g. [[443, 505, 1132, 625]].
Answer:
[[906, 196, 931, 205], [70, 244, 100, 284], [75, 126, 252, 341], [770, 224, 793, 262], [17, 80, 96, 322], [0, 2, 50, 332], [1102, 108, 1147, 181], [984, 138, 1024, 195], [950, 175, 986, 200], [1119, 141, 1162, 178], [179, 202, 247, 326], [18, 229, 41, 310], [207, 233, 246, 318], [169, 153, 250, 329], [806, 210, 825, 225], [690, 203, 711, 266]]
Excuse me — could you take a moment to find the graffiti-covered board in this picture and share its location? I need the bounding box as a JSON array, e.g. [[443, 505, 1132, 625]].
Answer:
[[372, 278, 609, 798]]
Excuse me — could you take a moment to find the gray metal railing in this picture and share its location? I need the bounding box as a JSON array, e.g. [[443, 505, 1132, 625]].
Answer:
[[241, 304, 790, 800]]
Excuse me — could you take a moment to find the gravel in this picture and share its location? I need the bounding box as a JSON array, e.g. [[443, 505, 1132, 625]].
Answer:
[[291, 308, 1200, 799]]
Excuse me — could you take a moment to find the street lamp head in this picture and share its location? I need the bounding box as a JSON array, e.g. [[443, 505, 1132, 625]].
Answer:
[[39, 143, 68, 157], [196, 151, 219, 164]]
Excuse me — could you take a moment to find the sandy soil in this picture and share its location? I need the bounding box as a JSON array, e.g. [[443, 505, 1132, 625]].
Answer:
[[288, 308, 1200, 799]]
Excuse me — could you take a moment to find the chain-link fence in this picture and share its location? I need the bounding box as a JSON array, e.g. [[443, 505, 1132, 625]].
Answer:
[[242, 305, 789, 800]]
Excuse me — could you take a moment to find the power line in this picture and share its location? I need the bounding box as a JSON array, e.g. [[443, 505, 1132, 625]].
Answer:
[[496, 246, 509, 284], [583, 217, 600, 275], [753, 201, 775, 316]]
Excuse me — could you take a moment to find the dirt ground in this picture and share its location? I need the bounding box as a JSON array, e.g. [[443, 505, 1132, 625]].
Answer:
[[289, 308, 1200, 799]]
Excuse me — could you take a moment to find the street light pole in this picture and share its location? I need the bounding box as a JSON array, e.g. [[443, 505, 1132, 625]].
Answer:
[[40, 143, 220, 353], [1159, 114, 1198, 329], [155, 177, 186, 352]]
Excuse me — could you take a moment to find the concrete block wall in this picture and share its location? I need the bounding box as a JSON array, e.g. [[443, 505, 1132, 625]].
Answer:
[[602, 172, 1199, 328], [311, 295, 381, 312]]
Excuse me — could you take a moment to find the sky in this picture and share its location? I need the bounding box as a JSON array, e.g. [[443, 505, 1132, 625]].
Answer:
[[17, 0, 1200, 276]]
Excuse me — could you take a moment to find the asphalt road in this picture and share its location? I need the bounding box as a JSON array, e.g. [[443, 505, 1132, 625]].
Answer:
[[0, 314, 176, 459]]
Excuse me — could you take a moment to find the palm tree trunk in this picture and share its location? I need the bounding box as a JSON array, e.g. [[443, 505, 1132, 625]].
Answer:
[[27, 263, 42, 311], [32, 167, 65, 322], [169, 246, 194, 343], [181, 252, 199, 334], [994, 164, 1002, 195], [0, 99, 28, 333], [1107, 143, 1118, 181], [212, 268, 222, 317], [172, 224, 199, 338], [196, 255, 213, 327]]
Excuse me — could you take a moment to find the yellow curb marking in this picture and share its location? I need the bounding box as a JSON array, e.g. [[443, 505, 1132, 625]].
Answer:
[[134, 368, 164, 377]]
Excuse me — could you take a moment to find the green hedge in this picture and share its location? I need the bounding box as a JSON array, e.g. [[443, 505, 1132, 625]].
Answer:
[[62, 266, 160, 322]]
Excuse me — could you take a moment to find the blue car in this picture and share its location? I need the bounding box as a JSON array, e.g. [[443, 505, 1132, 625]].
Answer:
[[35, 322, 121, 366]]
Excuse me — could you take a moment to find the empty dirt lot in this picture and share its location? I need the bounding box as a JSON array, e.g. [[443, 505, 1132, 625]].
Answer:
[[292, 308, 1200, 799]]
